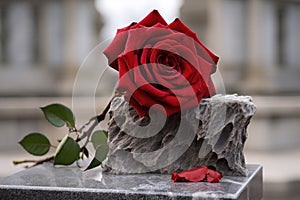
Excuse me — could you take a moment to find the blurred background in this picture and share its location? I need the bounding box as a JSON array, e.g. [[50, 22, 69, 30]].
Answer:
[[0, 0, 300, 199]]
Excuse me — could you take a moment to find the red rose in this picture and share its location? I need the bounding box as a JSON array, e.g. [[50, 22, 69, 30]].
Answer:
[[104, 10, 218, 116]]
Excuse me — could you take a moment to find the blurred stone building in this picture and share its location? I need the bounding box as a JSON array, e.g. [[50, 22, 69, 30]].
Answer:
[[0, 0, 300, 198], [0, 0, 104, 159], [182, 0, 300, 95], [181, 0, 300, 150], [181, 0, 300, 199], [0, 0, 101, 97]]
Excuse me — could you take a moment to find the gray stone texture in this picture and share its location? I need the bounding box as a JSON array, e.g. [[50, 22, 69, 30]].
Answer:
[[103, 94, 256, 176]]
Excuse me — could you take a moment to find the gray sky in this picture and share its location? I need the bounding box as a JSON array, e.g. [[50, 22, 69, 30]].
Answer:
[[96, 0, 182, 39]]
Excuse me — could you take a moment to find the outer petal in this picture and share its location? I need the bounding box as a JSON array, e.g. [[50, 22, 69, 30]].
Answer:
[[122, 26, 172, 55], [168, 18, 219, 64], [103, 30, 129, 70], [136, 10, 168, 27], [103, 22, 141, 70]]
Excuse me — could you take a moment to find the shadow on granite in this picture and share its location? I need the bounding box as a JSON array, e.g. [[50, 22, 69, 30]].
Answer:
[[0, 163, 262, 200]]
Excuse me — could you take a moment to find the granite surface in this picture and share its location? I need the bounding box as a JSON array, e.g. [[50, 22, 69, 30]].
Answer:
[[0, 163, 262, 199]]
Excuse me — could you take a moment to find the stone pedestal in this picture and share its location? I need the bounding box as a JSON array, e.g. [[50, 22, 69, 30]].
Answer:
[[104, 95, 256, 176], [0, 163, 262, 200]]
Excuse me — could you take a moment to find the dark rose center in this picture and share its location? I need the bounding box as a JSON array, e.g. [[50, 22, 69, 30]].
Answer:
[[155, 50, 180, 69]]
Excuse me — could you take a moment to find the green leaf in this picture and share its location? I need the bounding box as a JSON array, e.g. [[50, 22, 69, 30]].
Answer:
[[19, 133, 51, 156], [54, 135, 80, 165], [85, 144, 109, 171], [91, 130, 108, 149], [41, 103, 75, 128]]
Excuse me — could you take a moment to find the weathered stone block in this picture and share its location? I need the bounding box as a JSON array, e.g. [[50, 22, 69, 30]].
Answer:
[[103, 94, 256, 176]]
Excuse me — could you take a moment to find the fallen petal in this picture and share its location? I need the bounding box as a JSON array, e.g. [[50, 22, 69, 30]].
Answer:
[[171, 166, 208, 182], [206, 169, 223, 183]]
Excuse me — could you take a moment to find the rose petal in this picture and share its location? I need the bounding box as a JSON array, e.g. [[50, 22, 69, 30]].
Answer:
[[206, 169, 223, 183], [103, 30, 129, 70], [128, 90, 180, 117], [172, 166, 208, 182], [171, 166, 223, 183], [168, 18, 219, 64], [137, 10, 168, 27], [204, 78, 216, 97], [127, 96, 148, 116], [123, 26, 172, 55], [150, 33, 199, 68]]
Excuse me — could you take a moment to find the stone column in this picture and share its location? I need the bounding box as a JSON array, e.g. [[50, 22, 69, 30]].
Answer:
[[7, 1, 34, 66], [64, 0, 99, 68], [207, 0, 247, 93], [244, 0, 277, 94], [206, 0, 223, 56], [39, 0, 64, 67], [61, 0, 102, 95], [0, 7, 2, 62], [284, 4, 300, 69], [180, 0, 209, 42]]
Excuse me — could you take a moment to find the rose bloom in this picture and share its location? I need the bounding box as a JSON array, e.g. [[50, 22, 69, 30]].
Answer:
[[104, 10, 218, 117]]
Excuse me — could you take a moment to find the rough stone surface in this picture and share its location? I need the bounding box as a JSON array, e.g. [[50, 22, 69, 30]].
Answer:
[[103, 94, 256, 176]]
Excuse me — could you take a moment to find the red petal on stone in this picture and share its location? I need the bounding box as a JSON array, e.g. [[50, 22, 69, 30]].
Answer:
[[171, 166, 223, 183], [206, 169, 223, 183], [171, 166, 208, 182], [171, 172, 179, 181]]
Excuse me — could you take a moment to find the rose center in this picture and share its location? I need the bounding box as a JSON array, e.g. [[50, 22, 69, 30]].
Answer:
[[162, 53, 178, 68]]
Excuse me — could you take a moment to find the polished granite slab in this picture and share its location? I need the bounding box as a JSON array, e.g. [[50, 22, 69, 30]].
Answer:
[[0, 163, 262, 200]]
